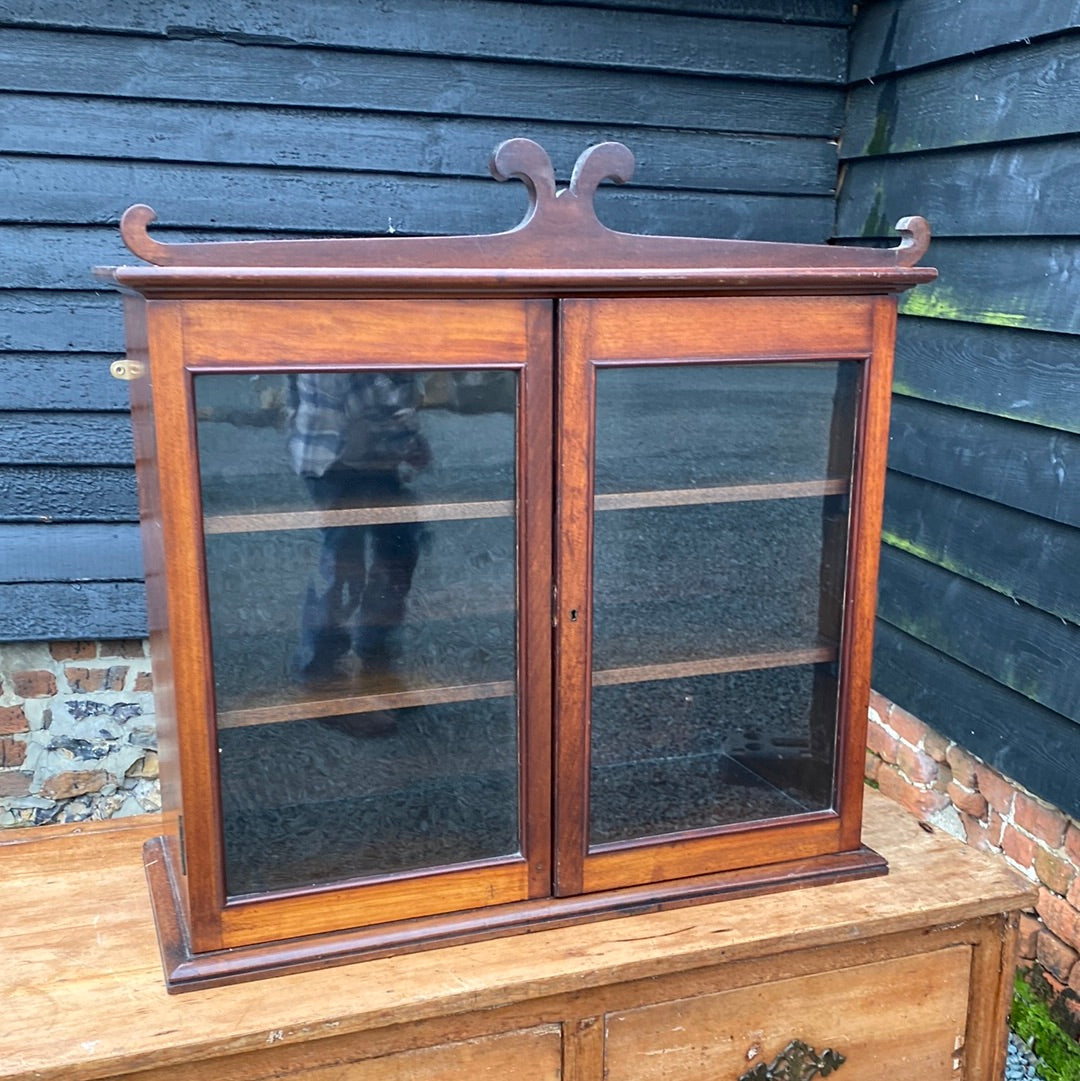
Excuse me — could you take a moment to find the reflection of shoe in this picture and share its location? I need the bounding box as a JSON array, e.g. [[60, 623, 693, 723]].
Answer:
[[319, 710, 397, 738], [359, 665, 407, 697], [293, 661, 353, 694]]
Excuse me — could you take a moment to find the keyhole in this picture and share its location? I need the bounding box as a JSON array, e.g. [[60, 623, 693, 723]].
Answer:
[[569, 609, 578, 622]]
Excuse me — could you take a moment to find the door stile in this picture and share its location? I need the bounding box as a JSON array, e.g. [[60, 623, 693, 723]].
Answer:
[[553, 300, 597, 896], [833, 297, 898, 849], [518, 300, 556, 897]]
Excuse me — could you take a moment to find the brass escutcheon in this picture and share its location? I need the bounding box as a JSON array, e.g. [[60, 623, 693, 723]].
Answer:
[[738, 1039, 846, 1081]]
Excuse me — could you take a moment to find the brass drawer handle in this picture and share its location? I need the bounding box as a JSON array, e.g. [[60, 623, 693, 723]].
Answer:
[[738, 1040, 846, 1081]]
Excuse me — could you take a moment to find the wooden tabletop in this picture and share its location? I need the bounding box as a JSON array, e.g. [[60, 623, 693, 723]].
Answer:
[[0, 790, 1034, 1081]]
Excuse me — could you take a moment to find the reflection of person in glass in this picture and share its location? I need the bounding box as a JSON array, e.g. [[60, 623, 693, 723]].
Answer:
[[287, 372, 430, 687]]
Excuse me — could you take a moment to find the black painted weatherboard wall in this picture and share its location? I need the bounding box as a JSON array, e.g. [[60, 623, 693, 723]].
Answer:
[[842, 0, 1080, 818], [0, 0, 851, 640]]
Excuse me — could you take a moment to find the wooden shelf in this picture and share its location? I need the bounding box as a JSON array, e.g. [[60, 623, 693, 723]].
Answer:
[[216, 644, 836, 729], [592, 645, 836, 687], [594, 478, 847, 512], [204, 499, 514, 535], [203, 479, 848, 536], [218, 678, 516, 729]]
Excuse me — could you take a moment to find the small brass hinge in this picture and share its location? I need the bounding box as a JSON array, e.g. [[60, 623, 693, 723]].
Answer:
[[110, 358, 146, 380]]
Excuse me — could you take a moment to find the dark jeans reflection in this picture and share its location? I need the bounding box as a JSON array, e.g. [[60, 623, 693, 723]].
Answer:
[[294, 469, 421, 687]]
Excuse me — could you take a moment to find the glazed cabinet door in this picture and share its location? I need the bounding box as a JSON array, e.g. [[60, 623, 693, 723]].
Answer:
[[554, 296, 894, 894], [148, 298, 554, 951]]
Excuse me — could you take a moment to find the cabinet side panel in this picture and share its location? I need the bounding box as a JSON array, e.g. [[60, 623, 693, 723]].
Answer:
[[146, 301, 228, 950], [127, 298, 188, 929]]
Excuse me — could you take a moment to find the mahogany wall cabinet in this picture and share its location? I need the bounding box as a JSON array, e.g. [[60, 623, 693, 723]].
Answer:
[[103, 140, 935, 989]]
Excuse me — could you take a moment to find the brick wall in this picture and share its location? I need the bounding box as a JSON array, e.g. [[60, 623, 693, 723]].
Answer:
[[0, 640, 159, 826], [867, 689, 1080, 1034]]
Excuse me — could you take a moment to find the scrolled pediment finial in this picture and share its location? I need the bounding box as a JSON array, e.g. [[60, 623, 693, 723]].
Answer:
[[893, 215, 931, 266]]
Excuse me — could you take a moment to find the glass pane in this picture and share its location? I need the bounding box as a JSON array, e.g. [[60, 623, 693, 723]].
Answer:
[[193, 369, 520, 897], [589, 361, 859, 846]]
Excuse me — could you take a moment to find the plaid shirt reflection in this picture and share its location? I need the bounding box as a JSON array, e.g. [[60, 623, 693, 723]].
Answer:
[[287, 372, 426, 479]]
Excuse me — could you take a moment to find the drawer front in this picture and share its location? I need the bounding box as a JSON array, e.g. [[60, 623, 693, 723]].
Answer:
[[605, 946, 972, 1080], [264, 1026, 562, 1081]]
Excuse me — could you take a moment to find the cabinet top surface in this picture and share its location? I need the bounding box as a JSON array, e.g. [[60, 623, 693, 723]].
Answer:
[[99, 139, 935, 298], [0, 791, 1032, 1081]]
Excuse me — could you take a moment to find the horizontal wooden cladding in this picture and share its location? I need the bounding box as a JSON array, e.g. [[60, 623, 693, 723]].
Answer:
[[0, 4, 848, 82], [0, 99, 840, 197], [581, 815, 842, 894], [878, 544, 1080, 722], [575, 296, 876, 360], [14, 0, 853, 36], [873, 622, 1080, 821], [0, 581, 147, 640], [837, 138, 1080, 239], [850, 0, 1080, 80], [605, 945, 972, 1081], [844, 35, 1080, 158], [0, 352, 128, 411], [4, 170, 835, 255], [883, 472, 1080, 625], [891, 318, 1080, 436], [177, 299, 539, 366], [220, 858, 533, 947], [0, 523, 142, 584], [0, 466, 136, 522], [888, 397, 1080, 528], [451, 0, 852, 21], [896, 239, 1080, 336], [0, 290, 121, 354], [0, 29, 844, 134], [0, 411, 132, 467]]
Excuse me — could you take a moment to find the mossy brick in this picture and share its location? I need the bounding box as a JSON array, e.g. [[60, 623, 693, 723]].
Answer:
[[963, 811, 1005, 854], [974, 763, 1016, 815], [875, 761, 949, 820], [945, 743, 979, 789], [868, 689, 891, 722], [0, 705, 29, 736], [1038, 888, 1080, 950], [1037, 929, 1079, 984], [864, 750, 880, 783], [0, 737, 26, 768], [0, 772, 31, 798], [10, 670, 57, 698], [866, 719, 898, 764], [64, 667, 105, 693], [1002, 824, 1038, 870], [1066, 824, 1080, 866], [48, 641, 96, 661], [99, 639, 146, 659], [931, 761, 953, 795], [1014, 792, 1068, 848], [897, 742, 938, 785], [1035, 848, 1077, 897], [883, 700, 929, 747], [947, 781, 988, 820], [1019, 912, 1043, 960], [922, 729, 950, 763]]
